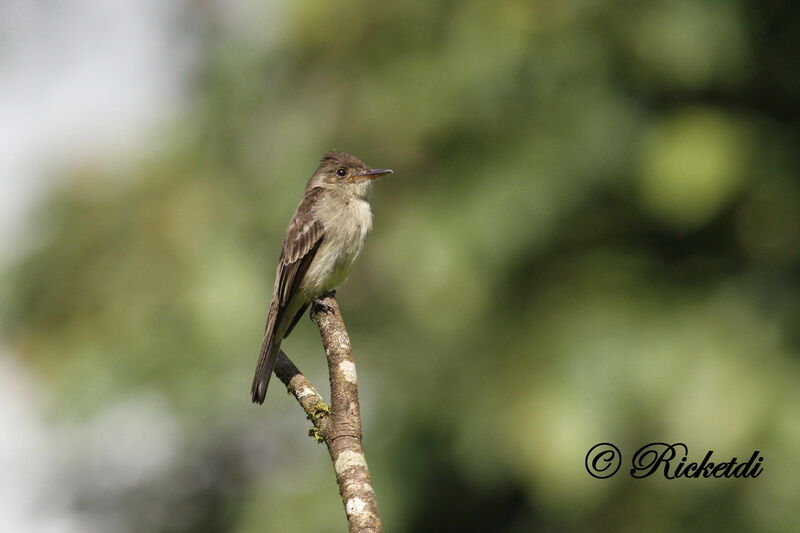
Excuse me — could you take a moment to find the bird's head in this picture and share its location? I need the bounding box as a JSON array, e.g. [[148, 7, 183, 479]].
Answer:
[[313, 151, 393, 197]]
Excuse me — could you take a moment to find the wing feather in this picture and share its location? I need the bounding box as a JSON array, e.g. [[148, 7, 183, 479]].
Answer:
[[276, 188, 325, 307], [251, 186, 326, 403]]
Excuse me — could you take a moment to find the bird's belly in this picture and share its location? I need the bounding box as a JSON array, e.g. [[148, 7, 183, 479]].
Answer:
[[300, 211, 370, 297]]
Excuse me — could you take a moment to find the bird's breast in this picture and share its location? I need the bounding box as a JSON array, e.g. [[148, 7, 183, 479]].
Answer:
[[301, 198, 372, 296]]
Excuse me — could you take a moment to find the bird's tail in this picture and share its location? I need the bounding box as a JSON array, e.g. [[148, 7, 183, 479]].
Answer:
[[251, 331, 281, 404]]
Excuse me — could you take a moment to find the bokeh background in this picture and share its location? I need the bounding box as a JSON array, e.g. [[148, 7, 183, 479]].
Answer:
[[2, 1, 799, 531]]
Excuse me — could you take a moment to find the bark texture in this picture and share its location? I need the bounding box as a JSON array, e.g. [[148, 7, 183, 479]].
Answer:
[[273, 294, 382, 533]]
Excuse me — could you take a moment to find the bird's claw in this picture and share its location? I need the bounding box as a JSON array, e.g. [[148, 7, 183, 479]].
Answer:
[[311, 291, 336, 315], [312, 301, 336, 315]]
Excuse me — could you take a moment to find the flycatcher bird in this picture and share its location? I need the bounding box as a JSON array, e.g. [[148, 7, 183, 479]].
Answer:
[[251, 151, 393, 404]]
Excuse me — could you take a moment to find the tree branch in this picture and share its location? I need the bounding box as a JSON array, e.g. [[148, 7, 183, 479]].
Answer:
[[272, 294, 382, 533]]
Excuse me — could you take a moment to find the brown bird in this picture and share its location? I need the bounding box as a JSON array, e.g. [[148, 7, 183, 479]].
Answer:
[[251, 151, 393, 403]]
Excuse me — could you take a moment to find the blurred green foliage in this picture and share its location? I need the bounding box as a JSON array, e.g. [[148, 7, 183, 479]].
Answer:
[[3, 1, 800, 532]]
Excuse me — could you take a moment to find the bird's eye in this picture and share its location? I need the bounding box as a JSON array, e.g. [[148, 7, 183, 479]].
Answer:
[[336, 168, 347, 177]]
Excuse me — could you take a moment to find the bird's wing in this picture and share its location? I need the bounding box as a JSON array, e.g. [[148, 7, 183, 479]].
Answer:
[[251, 186, 325, 403], [275, 186, 326, 310]]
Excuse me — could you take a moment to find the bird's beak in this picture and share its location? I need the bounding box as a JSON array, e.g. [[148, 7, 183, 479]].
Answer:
[[353, 168, 393, 181]]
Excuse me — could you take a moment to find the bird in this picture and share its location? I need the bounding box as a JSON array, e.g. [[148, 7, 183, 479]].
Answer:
[[250, 151, 393, 404]]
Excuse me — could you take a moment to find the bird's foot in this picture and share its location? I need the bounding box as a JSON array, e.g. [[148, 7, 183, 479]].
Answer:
[[312, 291, 336, 315], [312, 301, 336, 315]]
